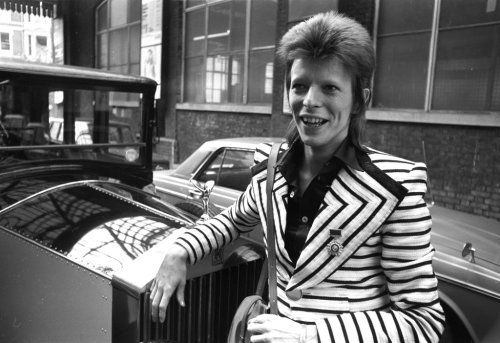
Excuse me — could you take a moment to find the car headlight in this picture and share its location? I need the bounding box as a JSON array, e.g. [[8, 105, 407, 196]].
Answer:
[[125, 148, 139, 162]]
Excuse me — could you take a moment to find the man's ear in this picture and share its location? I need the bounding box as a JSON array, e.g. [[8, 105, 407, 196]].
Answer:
[[363, 88, 371, 104]]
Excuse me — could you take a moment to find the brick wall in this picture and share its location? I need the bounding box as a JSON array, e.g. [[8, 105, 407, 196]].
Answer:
[[365, 121, 500, 221], [174, 110, 271, 161]]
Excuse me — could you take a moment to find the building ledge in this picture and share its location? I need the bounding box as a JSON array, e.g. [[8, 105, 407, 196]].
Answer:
[[176, 102, 272, 115], [367, 109, 500, 127]]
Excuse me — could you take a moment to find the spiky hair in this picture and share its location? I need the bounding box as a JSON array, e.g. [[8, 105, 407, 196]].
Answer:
[[278, 11, 375, 89], [279, 11, 375, 149]]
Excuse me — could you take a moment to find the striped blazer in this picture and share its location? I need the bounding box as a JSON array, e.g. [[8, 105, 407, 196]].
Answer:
[[176, 143, 446, 342]]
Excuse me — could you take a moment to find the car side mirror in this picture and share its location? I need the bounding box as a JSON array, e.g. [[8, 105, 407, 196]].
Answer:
[[462, 242, 476, 263]]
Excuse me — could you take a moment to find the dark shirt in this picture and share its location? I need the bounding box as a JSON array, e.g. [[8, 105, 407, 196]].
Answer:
[[276, 139, 362, 266]]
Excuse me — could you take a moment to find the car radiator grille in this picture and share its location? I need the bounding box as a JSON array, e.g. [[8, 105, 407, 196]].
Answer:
[[143, 258, 264, 343]]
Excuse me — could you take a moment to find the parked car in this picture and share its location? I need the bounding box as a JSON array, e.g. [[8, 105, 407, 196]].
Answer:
[[154, 138, 500, 343], [0, 60, 260, 343], [153, 137, 282, 216]]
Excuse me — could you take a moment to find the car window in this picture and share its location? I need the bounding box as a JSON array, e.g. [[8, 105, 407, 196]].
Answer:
[[172, 148, 212, 179], [49, 121, 62, 142], [198, 151, 224, 184], [198, 149, 254, 191], [0, 68, 149, 167]]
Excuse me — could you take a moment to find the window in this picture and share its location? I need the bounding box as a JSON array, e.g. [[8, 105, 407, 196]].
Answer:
[[95, 0, 141, 75], [198, 148, 254, 191], [288, 0, 337, 22], [374, 0, 500, 112], [1, 32, 10, 50], [183, 0, 277, 104]]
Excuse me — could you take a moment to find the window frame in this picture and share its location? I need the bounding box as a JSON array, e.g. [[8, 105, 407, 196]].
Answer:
[[95, 0, 141, 75], [180, 0, 276, 110], [371, 0, 500, 127]]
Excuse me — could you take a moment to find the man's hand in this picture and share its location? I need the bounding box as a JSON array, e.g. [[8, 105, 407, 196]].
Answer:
[[247, 314, 317, 342], [150, 244, 188, 323]]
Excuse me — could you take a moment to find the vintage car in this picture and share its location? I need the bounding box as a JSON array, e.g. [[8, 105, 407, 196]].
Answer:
[[154, 138, 500, 342], [0, 60, 261, 343]]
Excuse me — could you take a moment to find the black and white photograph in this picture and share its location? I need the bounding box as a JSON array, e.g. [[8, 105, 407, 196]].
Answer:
[[0, 1, 499, 342]]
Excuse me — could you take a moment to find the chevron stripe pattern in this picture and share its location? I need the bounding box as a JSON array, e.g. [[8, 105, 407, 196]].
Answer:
[[175, 143, 445, 342]]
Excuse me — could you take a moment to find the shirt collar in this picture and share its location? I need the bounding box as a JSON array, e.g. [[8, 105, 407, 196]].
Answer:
[[334, 137, 363, 171], [277, 138, 363, 181]]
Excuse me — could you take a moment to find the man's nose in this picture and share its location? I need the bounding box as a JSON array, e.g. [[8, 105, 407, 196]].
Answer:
[[303, 86, 321, 108]]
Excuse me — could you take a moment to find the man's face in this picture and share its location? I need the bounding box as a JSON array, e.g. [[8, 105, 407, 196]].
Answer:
[[289, 57, 354, 152]]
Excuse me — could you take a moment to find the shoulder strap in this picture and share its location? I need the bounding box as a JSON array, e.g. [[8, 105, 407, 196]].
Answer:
[[266, 142, 282, 315]]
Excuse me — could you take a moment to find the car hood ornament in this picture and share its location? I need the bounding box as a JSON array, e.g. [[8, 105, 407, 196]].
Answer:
[[190, 179, 215, 222]]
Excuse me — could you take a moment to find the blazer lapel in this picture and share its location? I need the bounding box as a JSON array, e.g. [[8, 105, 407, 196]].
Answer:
[[286, 166, 407, 291]]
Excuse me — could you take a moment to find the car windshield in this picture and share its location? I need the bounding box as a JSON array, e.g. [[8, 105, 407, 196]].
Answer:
[[172, 147, 212, 179], [0, 62, 152, 168]]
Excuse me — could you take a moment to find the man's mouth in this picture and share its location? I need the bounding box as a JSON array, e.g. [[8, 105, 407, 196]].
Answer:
[[301, 116, 328, 127]]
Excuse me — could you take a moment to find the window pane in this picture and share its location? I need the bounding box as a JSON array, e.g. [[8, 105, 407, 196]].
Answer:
[[373, 34, 430, 109], [230, 0, 246, 51], [440, 0, 500, 28], [250, 0, 277, 48], [1, 32, 10, 50], [110, 29, 128, 67], [97, 33, 108, 68], [186, 9, 205, 57], [185, 57, 205, 102], [208, 2, 230, 54], [110, 0, 127, 27], [130, 24, 141, 64], [378, 0, 434, 34], [128, 0, 141, 22], [432, 25, 500, 111], [97, 2, 108, 31], [248, 49, 274, 104], [217, 149, 253, 191], [289, 0, 335, 21], [206, 55, 229, 103], [229, 54, 244, 103], [198, 151, 223, 183]]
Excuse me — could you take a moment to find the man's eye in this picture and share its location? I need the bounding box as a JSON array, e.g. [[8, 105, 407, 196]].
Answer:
[[324, 85, 339, 93], [292, 84, 307, 92]]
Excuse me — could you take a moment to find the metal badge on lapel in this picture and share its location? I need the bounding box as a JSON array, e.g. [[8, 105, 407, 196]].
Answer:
[[327, 229, 343, 257]]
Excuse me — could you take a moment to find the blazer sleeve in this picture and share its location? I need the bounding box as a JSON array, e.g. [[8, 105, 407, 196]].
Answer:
[[174, 177, 262, 264], [174, 142, 276, 264], [315, 162, 446, 343]]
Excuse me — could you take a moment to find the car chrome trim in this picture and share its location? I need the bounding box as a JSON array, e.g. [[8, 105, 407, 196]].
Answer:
[[155, 185, 189, 199], [86, 183, 191, 225], [0, 179, 191, 227], [434, 254, 500, 301], [0, 179, 102, 215], [0, 142, 145, 151]]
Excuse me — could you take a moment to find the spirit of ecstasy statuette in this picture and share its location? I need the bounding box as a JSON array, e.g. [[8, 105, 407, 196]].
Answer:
[[190, 179, 222, 265], [190, 179, 215, 222]]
